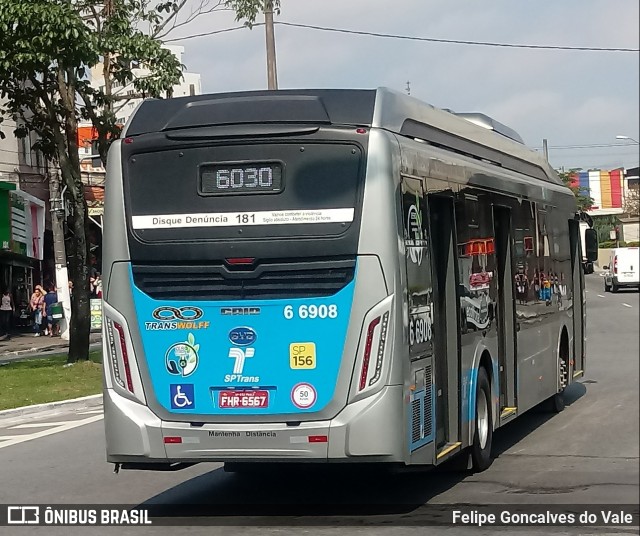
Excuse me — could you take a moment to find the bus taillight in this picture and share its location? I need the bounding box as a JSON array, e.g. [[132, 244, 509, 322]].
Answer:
[[359, 317, 381, 391], [105, 318, 134, 393], [114, 322, 134, 393], [369, 312, 390, 387]]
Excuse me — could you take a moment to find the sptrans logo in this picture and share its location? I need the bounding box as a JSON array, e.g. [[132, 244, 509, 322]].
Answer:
[[225, 347, 259, 383], [146, 306, 209, 331]]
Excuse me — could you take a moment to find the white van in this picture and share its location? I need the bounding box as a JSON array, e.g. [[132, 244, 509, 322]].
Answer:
[[603, 247, 640, 292]]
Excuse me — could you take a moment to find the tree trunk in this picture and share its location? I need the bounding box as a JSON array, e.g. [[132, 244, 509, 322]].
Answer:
[[56, 66, 92, 363], [67, 189, 92, 363]]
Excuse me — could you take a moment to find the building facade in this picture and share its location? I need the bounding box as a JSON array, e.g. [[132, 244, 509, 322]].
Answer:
[[87, 44, 202, 129], [0, 100, 49, 319], [570, 166, 639, 217]]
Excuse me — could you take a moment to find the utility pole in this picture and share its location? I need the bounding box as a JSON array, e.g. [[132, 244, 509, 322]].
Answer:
[[543, 138, 549, 161], [264, 0, 278, 90], [406, 81, 411, 95], [47, 170, 72, 340]]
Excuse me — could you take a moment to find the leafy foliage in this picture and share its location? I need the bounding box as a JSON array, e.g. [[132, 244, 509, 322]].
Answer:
[[0, 0, 270, 361], [0, 0, 186, 361], [0, 0, 183, 160], [225, 0, 280, 27], [623, 187, 639, 216]]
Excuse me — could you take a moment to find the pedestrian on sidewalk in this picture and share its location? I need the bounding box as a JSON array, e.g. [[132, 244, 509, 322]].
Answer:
[[43, 285, 59, 337], [30, 285, 45, 336], [0, 288, 14, 340]]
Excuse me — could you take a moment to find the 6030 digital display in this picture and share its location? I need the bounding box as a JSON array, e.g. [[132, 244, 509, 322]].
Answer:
[[200, 162, 283, 195]]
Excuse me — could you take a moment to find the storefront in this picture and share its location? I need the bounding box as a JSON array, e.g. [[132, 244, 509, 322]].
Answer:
[[0, 182, 46, 326]]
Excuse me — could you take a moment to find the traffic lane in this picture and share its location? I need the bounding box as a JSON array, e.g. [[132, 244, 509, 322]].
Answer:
[[0, 386, 636, 535], [1, 416, 635, 536], [1, 285, 638, 534], [0, 419, 213, 505], [585, 273, 639, 308], [576, 274, 639, 461]]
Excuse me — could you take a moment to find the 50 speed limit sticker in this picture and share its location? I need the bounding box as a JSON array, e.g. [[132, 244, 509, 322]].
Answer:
[[291, 383, 317, 409]]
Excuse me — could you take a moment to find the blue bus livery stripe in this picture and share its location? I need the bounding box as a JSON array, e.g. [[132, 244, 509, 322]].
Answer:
[[128, 264, 357, 415]]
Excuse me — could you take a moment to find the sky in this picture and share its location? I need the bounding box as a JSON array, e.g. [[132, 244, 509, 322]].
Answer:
[[163, 0, 639, 172]]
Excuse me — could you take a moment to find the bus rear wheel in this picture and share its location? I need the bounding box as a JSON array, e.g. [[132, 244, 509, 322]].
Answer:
[[471, 367, 493, 472], [546, 351, 567, 413]]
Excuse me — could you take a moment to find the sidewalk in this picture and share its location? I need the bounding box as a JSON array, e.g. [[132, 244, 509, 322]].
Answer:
[[0, 330, 102, 359]]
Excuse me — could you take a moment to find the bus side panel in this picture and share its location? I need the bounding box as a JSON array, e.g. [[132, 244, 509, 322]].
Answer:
[[103, 139, 131, 292]]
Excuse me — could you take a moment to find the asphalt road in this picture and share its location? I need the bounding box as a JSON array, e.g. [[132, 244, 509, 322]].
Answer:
[[0, 274, 638, 535]]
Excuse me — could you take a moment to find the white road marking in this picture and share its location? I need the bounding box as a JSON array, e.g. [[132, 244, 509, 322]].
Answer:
[[0, 415, 103, 450], [597, 294, 605, 298], [76, 409, 103, 415], [622, 303, 633, 308], [10, 421, 84, 429]]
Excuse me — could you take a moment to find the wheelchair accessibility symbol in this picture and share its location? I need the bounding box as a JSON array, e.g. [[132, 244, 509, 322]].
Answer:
[[170, 384, 195, 409]]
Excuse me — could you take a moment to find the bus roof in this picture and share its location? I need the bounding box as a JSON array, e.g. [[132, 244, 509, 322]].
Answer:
[[123, 87, 561, 185]]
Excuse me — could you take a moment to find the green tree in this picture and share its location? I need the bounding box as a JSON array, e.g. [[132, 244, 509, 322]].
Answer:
[[0, 0, 269, 362], [556, 169, 595, 212], [0, 0, 185, 362]]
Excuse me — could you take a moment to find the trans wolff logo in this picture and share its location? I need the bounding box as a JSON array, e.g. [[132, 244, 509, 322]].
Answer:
[[146, 306, 209, 331]]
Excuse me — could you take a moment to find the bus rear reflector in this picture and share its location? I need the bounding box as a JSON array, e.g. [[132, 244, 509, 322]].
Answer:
[[308, 435, 328, 443], [164, 437, 183, 444], [359, 316, 381, 391]]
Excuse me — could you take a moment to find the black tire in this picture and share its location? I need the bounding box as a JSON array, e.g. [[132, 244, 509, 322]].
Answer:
[[612, 282, 619, 293], [604, 280, 610, 292], [471, 367, 493, 472], [547, 352, 567, 413], [548, 392, 565, 413]]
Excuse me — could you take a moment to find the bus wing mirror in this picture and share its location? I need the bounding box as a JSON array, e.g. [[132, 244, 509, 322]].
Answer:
[[584, 229, 598, 262]]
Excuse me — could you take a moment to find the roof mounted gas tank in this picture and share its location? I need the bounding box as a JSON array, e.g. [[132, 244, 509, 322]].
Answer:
[[453, 112, 524, 144]]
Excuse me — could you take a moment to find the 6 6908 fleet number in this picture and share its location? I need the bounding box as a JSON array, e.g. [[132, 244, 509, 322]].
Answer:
[[283, 304, 338, 320]]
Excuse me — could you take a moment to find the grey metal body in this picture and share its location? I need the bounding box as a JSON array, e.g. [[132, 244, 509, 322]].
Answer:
[[102, 88, 582, 468]]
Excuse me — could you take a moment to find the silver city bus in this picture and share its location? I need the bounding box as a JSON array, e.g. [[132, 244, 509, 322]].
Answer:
[[102, 88, 597, 474]]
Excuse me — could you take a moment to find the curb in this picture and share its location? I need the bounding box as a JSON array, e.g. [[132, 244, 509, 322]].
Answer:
[[0, 338, 102, 360], [0, 393, 103, 421], [0, 344, 68, 358]]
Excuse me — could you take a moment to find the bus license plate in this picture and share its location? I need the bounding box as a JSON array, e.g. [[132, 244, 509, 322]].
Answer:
[[218, 390, 269, 409]]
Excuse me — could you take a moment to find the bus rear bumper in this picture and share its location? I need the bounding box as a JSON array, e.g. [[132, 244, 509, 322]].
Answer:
[[104, 385, 404, 464]]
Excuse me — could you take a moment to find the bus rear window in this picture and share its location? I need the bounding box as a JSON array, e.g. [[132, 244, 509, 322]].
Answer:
[[125, 142, 363, 242]]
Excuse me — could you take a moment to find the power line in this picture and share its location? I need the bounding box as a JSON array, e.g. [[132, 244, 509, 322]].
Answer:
[[276, 22, 639, 52], [165, 24, 248, 42], [165, 20, 639, 52], [537, 143, 640, 150]]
